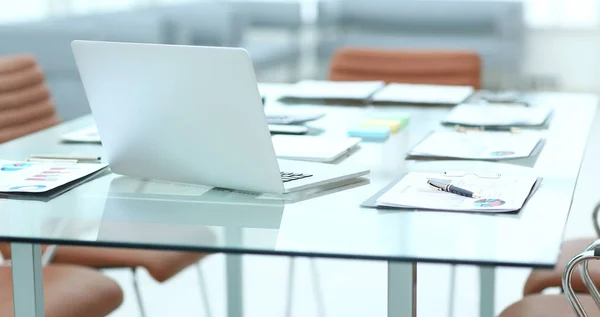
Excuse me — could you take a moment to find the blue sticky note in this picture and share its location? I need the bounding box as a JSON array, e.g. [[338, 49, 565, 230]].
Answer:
[[347, 126, 391, 141]]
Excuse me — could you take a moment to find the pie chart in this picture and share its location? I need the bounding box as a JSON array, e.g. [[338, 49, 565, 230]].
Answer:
[[1, 163, 33, 172], [473, 198, 505, 207]]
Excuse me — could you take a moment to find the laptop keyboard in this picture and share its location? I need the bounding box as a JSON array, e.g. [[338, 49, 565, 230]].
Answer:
[[281, 172, 313, 183]]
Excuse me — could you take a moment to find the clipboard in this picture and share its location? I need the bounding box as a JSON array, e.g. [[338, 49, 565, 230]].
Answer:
[[440, 104, 554, 129], [441, 111, 554, 130], [405, 130, 547, 161], [361, 172, 543, 214]]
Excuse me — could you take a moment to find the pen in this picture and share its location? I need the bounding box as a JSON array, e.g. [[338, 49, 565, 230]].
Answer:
[[427, 179, 481, 199], [29, 154, 101, 162]]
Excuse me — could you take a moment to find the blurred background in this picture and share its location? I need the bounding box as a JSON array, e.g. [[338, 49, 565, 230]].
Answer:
[[2, 1, 600, 316], [2, 0, 600, 121]]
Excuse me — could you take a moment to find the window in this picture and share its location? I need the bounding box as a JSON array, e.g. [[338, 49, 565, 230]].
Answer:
[[70, 0, 141, 14], [1, 0, 600, 29], [526, 0, 600, 28], [0, 0, 48, 23], [426, 0, 600, 29]]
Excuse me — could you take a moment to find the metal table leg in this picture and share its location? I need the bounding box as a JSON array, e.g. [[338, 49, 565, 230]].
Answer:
[[387, 262, 417, 317], [226, 254, 243, 317], [479, 266, 495, 317], [225, 226, 244, 317], [11, 242, 44, 317]]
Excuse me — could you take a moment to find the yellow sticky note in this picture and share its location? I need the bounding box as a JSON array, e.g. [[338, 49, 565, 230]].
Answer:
[[361, 119, 402, 133]]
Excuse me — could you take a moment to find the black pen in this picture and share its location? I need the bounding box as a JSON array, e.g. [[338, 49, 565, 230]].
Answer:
[[427, 179, 481, 198]]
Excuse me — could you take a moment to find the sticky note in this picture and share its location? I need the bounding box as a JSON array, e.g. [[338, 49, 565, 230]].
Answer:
[[347, 126, 391, 141], [368, 114, 410, 131], [361, 119, 402, 132]]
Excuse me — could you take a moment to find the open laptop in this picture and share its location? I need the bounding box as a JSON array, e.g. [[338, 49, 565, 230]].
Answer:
[[71, 40, 369, 194]]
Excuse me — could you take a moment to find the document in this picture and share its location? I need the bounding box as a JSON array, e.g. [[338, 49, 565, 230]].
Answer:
[[442, 103, 553, 127], [409, 131, 542, 160], [371, 83, 474, 105], [376, 172, 538, 213], [62, 125, 100, 143], [0, 160, 107, 195], [280, 80, 385, 100]]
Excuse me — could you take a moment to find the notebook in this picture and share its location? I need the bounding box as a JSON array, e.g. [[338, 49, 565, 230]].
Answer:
[[442, 104, 553, 128], [279, 80, 385, 101], [370, 172, 539, 213], [271, 135, 361, 163], [0, 160, 108, 198], [371, 83, 475, 105], [408, 131, 543, 160]]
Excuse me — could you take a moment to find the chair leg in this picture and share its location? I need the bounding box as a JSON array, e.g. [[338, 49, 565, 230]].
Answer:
[[196, 262, 213, 317], [286, 258, 326, 317], [131, 267, 148, 317], [309, 259, 326, 317], [285, 257, 295, 317], [41, 245, 57, 265]]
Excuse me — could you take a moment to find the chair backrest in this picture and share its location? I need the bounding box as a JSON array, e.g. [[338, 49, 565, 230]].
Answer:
[[329, 48, 481, 88], [0, 55, 58, 144]]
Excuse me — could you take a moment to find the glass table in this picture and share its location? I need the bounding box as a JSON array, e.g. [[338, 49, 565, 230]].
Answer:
[[0, 85, 597, 317]]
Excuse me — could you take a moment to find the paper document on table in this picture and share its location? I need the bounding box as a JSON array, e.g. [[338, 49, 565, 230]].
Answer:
[[376, 172, 538, 213], [442, 104, 553, 127], [0, 160, 107, 197], [62, 125, 100, 143], [371, 83, 474, 105], [279, 80, 385, 100], [409, 131, 543, 160]]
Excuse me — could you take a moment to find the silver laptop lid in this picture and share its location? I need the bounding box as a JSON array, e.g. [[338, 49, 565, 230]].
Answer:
[[72, 41, 284, 194]]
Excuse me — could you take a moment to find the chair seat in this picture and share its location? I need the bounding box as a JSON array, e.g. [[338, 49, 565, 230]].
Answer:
[[524, 238, 599, 295], [499, 294, 600, 317], [54, 246, 208, 282], [0, 245, 208, 283], [0, 264, 123, 317]]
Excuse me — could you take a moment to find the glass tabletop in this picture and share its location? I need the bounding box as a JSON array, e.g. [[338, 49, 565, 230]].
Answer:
[[0, 86, 596, 268]]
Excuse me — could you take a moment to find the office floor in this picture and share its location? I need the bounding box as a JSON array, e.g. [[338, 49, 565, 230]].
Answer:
[[100, 98, 600, 317]]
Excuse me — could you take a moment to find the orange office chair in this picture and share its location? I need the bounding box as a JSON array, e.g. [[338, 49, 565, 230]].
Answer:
[[0, 54, 59, 143], [0, 264, 123, 317], [524, 203, 600, 296], [499, 243, 600, 317], [498, 294, 600, 317], [328, 48, 482, 89], [0, 54, 212, 316]]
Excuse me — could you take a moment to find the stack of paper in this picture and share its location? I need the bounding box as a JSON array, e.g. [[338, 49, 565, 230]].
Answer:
[[374, 172, 538, 213], [0, 160, 107, 198], [279, 80, 385, 101], [442, 104, 553, 127], [371, 83, 474, 105], [409, 131, 543, 160]]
